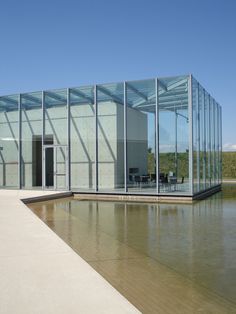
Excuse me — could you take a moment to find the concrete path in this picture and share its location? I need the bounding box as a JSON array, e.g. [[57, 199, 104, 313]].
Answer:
[[0, 190, 140, 314]]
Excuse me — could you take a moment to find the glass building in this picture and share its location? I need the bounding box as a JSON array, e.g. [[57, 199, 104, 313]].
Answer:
[[0, 75, 222, 198]]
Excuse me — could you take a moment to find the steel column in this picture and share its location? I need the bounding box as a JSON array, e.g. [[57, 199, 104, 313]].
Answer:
[[197, 83, 200, 191], [188, 74, 193, 195], [155, 78, 159, 194], [18, 94, 22, 189], [94, 85, 98, 192], [124, 81, 127, 192], [208, 94, 211, 186], [42, 91, 45, 189], [175, 108, 178, 179], [203, 90, 206, 189], [67, 88, 70, 190], [220, 106, 222, 183]]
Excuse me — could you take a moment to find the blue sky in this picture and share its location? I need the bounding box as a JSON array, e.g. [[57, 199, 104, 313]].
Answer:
[[0, 0, 235, 150]]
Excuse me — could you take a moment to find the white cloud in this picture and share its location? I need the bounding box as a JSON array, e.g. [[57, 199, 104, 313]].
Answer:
[[223, 143, 236, 151]]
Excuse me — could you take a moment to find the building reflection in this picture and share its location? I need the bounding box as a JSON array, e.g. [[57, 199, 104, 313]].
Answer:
[[28, 189, 236, 303]]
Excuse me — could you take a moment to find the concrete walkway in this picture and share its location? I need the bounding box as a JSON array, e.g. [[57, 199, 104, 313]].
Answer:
[[0, 190, 139, 314]]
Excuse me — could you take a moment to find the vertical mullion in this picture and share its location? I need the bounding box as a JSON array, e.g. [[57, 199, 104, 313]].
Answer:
[[54, 147, 57, 190], [220, 106, 222, 184], [216, 104, 220, 184], [197, 83, 200, 191], [175, 109, 178, 179], [18, 94, 22, 189], [208, 95, 211, 186], [67, 88, 70, 190], [94, 85, 98, 192], [203, 90, 206, 189], [218, 106, 220, 183], [197, 83, 202, 192], [215, 103, 219, 184], [42, 91, 45, 189], [155, 78, 159, 194], [188, 74, 193, 195], [213, 100, 215, 185], [124, 81, 127, 192]]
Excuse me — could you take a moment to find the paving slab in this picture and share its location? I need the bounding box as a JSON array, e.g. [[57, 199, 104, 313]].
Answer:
[[0, 190, 139, 314]]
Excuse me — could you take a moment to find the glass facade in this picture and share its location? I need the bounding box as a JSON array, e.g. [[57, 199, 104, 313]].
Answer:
[[0, 95, 19, 188], [21, 92, 42, 188], [191, 76, 222, 194], [70, 85, 95, 191], [0, 75, 222, 197]]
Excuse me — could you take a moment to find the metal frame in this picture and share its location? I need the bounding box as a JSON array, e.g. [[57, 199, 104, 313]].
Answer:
[[203, 89, 206, 190], [197, 83, 200, 191], [43, 144, 68, 190], [0, 75, 222, 197], [212, 100, 216, 185], [188, 74, 193, 195], [216, 102, 219, 184], [174, 108, 178, 179], [208, 94, 211, 186], [124, 82, 127, 192], [220, 106, 222, 183], [94, 85, 98, 192], [67, 88, 71, 190], [155, 78, 159, 194], [42, 91, 45, 189], [18, 94, 22, 189]]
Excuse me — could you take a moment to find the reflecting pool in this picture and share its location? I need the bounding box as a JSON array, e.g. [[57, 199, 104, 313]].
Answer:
[[28, 184, 236, 313]]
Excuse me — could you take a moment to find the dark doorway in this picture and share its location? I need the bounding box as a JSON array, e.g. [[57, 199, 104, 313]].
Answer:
[[32, 135, 53, 186], [45, 147, 54, 187]]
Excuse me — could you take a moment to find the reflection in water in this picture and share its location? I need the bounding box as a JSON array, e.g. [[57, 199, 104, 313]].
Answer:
[[28, 185, 236, 313]]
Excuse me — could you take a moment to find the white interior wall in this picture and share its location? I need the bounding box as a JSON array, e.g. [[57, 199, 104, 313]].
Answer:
[[0, 102, 147, 190]]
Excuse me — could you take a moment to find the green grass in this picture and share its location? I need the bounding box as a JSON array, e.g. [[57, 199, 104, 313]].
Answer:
[[222, 152, 236, 178], [147, 151, 236, 179]]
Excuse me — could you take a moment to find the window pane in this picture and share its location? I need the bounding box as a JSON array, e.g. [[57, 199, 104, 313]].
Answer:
[[192, 78, 199, 193], [70, 86, 95, 190], [159, 76, 189, 194], [44, 89, 67, 145], [97, 82, 124, 192], [21, 92, 42, 188], [0, 95, 19, 187], [126, 79, 155, 194]]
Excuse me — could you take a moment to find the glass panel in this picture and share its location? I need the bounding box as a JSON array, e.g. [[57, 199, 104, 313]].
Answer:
[[55, 146, 67, 190], [219, 106, 222, 184], [70, 86, 95, 191], [210, 97, 214, 186], [192, 78, 199, 193], [205, 92, 210, 189], [97, 82, 124, 192], [44, 89, 67, 145], [21, 92, 42, 188], [0, 76, 221, 195], [215, 103, 218, 185], [0, 95, 19, 187], [159, 76, 189, 194], [126, 79, 155, 194], [199, 85, 206, 191], [214, 101, 219, 185]]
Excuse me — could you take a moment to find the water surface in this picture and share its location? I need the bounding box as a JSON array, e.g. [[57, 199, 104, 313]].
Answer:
[[28, 185, 236, 313]]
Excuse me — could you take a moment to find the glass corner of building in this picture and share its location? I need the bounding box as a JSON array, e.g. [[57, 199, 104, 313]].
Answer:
[[0, 75, 222, 199]]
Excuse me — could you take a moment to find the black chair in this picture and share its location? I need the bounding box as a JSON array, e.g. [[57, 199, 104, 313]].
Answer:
[[159, 173, 168, 191], [140, 175, 149, 184], [159, 173, 165, 183], [150, 173, 156, 182], [134, 175, 141, 185]]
